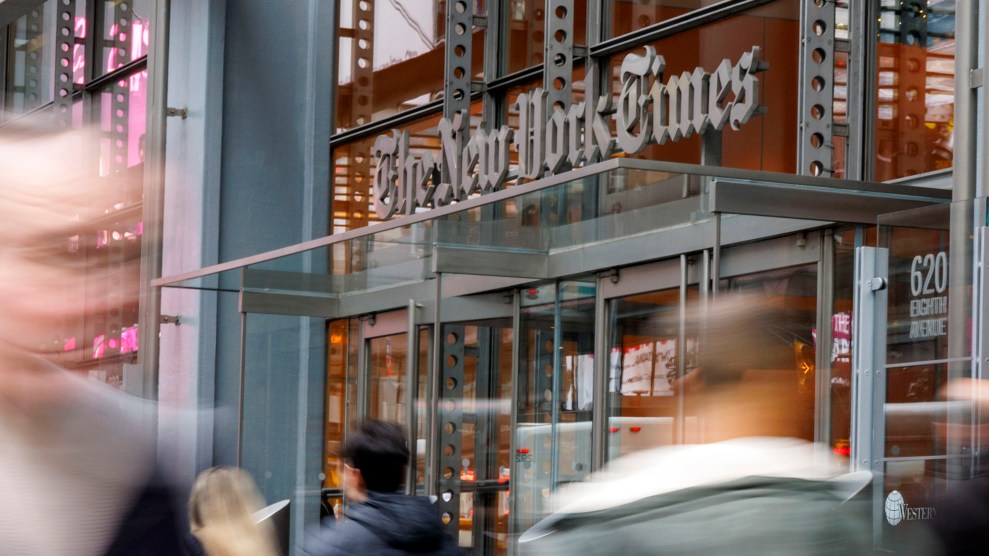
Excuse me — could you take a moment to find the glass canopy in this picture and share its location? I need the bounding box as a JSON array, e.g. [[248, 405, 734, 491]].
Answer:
[[153, 158, 951, 301]]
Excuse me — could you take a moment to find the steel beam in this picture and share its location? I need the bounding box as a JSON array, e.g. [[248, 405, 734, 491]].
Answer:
[[545, 0, 573, 111], [444, 0, 473, 118], [798, 0, 835, 177]]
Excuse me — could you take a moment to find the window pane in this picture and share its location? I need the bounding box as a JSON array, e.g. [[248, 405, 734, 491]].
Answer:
[[332, 101, 483, 234], [874, 0, 955, 180], [98, 70, 148, 181], [505, 0, 585, 75], [605, 0, 799, 172], [605, 0, 707, 39], [5, 1, 57, 114], [99, 0, 151, 74], [335, 1, 481, 132], [607, 288, 697, 461]]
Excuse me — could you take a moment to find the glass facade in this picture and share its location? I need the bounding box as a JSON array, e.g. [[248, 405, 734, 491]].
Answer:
[[0, 0, 149, 387], [874, 0, 956, 180]]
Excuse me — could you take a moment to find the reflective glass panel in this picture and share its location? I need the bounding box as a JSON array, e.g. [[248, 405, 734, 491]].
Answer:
[[98, 70, 148, 179], [606, 0, 800, 172], [705, 266, 818, 443], [505, 0, 586, 74], [874, 0, 955, 180], [335, 1, 484, 131], [99, 0, 151, 74], [605, 0, 709, 39], [880, 202, 970, 363], [5, 1, 57, 114], [607, 287, 699, 460], [438, 321, 512, 554]]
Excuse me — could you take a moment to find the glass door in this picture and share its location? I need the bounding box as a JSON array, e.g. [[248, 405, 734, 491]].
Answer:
[[513, 279, 597, 536], [437, 320, 514, 554], [602, 258, 697, 462], [359, 309, 430, 494], [601, 233, 825, 465]]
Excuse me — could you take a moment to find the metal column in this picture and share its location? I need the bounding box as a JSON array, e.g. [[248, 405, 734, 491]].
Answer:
[[437, 323, 465, 540], [54, 0, 77, 127], [544, 0, 574, 111], [798, 0, 835, 177], [851, 246, 888, 544], [444, 0, 473, 119]]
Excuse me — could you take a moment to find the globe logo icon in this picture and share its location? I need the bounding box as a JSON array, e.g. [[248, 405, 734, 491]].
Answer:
[[885, 490, 905, 526]]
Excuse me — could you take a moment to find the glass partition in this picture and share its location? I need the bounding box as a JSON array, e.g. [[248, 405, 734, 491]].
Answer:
[[877, 199, 975, 551], [241, 312, 326, 546]]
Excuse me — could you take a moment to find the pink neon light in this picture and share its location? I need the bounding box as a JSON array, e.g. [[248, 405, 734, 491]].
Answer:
[[120, 326, 139, 354], [93, 335, 106, 359]]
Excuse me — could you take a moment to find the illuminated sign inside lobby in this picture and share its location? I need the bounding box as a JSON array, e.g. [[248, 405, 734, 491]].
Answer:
[[372, 46, 768, 219]]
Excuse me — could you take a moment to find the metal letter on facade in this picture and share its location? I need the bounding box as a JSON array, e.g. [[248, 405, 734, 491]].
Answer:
[[372, 46, 768, 218]]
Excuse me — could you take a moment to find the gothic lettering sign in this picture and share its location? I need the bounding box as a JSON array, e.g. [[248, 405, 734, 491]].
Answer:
[[372, 46, 768, 219]]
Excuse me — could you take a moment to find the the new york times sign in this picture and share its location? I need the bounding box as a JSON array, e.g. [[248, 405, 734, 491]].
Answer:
[[371, 46, 768, 219]]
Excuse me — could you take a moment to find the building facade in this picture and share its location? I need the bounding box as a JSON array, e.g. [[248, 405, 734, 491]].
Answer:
[[3, 0, 986, 554]]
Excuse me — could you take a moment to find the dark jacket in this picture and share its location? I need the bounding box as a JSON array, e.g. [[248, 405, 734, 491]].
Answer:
[[303, 491, 461, 555]]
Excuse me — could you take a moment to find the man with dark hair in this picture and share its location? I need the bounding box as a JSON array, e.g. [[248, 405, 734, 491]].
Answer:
[[304, 420, 460, 555]]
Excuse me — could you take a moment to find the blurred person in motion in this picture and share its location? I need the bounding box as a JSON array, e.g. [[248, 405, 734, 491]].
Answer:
[[520, 296, 876, 555], [303, 420, 460, 555], [929, 378, 989, 555], [0, 121, 186, 555], [186, 467, 279, 556]]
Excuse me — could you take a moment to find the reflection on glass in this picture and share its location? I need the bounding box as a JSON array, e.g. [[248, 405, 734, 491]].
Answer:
[[5, 1, 57, 115], [369, 333, 409, 423], [830, 228, 858, 463], [335, 0, 484, 131], [99, 70, 148, 179], [332, 101, 483, 235], [505, 0, 585, 75], [883, 224, 955, 363], [607, 288, 697, 460], [606, 0, 704, 39], [99, 0, 151, 74], [835, 1, 850, 41], [323, 319, 354, 491], [606, 0, 799, 172], [514, 281, 595, 535], [878, 459, 956, 552], [884, 363, 971, 460], [712, 266, 818, 443], [874, 0, 955, 180]]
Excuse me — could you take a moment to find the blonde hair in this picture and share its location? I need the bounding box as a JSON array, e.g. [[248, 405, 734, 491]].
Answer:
[[188, 467, 279, 556]]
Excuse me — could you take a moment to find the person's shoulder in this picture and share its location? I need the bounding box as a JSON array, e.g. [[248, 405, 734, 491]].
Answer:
[[302, 516, 386, 555]]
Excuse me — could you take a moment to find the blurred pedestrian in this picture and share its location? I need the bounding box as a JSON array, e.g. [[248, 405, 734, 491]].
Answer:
[[187, 467, 279, 556], [0, 121, 187, 555], [303, 420, 460, 555], [520, 296, 873, 555], [930, 378, 989, 555]]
